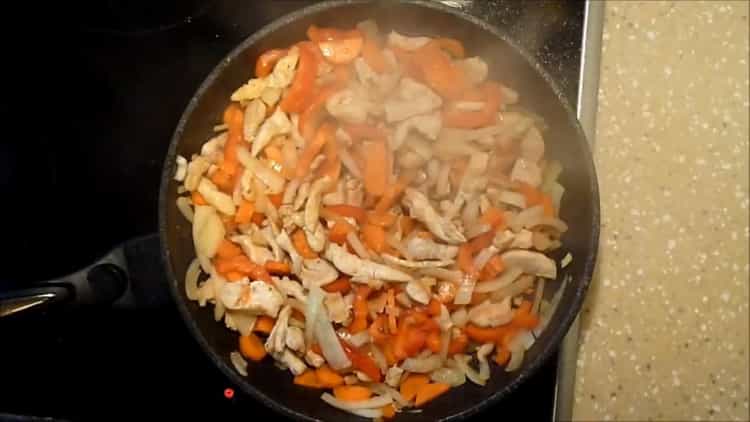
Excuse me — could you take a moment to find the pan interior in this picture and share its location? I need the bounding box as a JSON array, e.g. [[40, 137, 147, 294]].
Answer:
[[160, 2, 598, 421]]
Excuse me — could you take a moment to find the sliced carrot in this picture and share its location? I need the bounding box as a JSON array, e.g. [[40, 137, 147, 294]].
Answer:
[[517, 182, 554, 216], [457, 243, 476, 276], [414, 42, 467, 100], [191, 191, 208, 206], [328, 221, 353, 245], [464, 324, 502, 344], [268, 192, 284, 208], [292, 229, 318, 259], [251, 213, 266, 226], [393, 326, 427, 361], [540, 194, 555, 217], [427, 298, 442, 317], [447, 330, 469, 356], [361, 223, 386, 253], [348, 285, 371, 334], [426, 330, 442, 353], [216, 239, 242, 259], [322, 277, 352, 294], [299, 83, 342, 142], [468, 230, 496, 252], [512, 300, 540, 329], [214, 255, 273, 283], [414, 383, 450, 407], [381, 403, 396, 419], [333, 385, 372, 402], [315, 365, 345, 388], [399, 374, 430, 402], [367, 212, 398, 228], [279, 42, 318, 113], [369, 315, 390, 345], [318, 127, 341, 189], [480, 206, 506, 230], [399, 215, 415, 237], [325, 204, 368, 224], [386, 288, 398, 335], [264, 144, 284, 165], [264, 260, 291, 275], [470, 291, 489, 305], [479, 255, 504, 281], [296, 122, 334, 178], [306, 25, 361, 42], [382, 341, 398, 366], [442, 81, 502, 128], [494, 347, 511, 366], [431, 37, 465, 59], [318, 37, 363, 64], [374, 173, 413, 214], [254, 316, 276, 335], [361, 36, 388, 72], [235, 200, 256, 225], [212, 104, 245, 192], [343, 344, 382, 382], [239, 333, 267, 361], [363, 140, 388, 197], [294, 370, 324, 388], [226, 271, 245, 281], [255, 48, 288, 77]]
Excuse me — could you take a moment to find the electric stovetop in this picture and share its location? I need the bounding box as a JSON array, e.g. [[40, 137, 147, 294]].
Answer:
[[0, 1, 585, 420]]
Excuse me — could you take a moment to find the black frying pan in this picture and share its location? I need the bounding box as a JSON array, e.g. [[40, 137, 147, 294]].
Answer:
[[159, 1, 599, 421], [1, 1, 599, 420]]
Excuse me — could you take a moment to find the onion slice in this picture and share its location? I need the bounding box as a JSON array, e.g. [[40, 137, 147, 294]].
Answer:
[[185, 258, 201, 301], [313, 304, 352, 370], [321, 392, 392, 410], [230, 351, 248, 376], [401, 355, 442, 373], [305, 286, 325, 347]]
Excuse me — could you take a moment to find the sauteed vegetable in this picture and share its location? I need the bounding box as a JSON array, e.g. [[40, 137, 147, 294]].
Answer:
[[173, 20, 569, 420]]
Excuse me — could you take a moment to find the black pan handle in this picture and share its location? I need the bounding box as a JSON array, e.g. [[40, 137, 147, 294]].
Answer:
[[0, 234, 164, 318]]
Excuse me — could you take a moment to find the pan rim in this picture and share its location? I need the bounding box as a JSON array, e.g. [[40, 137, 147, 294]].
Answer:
[[158, 1, 600, 421]]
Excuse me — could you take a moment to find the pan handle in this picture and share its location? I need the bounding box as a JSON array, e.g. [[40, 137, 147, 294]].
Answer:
[[0, 234, 163, 318]]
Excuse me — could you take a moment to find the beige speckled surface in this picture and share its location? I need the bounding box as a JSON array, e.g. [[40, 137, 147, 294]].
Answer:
[[572, 1, 749, 421]]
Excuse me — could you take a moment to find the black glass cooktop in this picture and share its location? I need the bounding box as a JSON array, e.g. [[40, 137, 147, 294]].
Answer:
[[0, 1, 583, 420]]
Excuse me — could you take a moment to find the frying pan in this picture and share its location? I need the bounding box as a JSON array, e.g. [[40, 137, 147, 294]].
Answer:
[[2, 1, 599, 420]]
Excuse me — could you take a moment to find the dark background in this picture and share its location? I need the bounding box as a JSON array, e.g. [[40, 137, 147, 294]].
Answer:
[[0, 1, 583, 420]]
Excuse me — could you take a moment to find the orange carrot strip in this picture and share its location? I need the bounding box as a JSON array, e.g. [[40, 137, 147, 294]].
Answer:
[[386, 289, 398, 335], [279, 42, 318, 113], [292, 229, 318, 259], [512, 300, 540, 329], [447, 330, 469, 356], [464, 324, 502, 344], [361, 37, 388, 72], [495, 347, 511, 365], [426, 330, 442, 353], [254, 316, 276, 335], [322, 277, 352, 294], [239, 333, 267, 361], [480, 206, 506, 230], [318, 37, 363, 64], [191, 191, 208, 206], [315, 365, 345, 388], [361, 223, 386, 253], [294, 370, 324, 388], [264, 260, 291, 275], [216, 239, 242, 259], [325, 204, 368, 224], [328, 221, 354, 245], [235, 200, 256, 225], [399, 374, 430, 402], [432, 37, 465, 59], [296, 122, 334, 178], [381, 404, 396, 419], [333, 385, 372, 402], [363, 140, 388, 196], [255, 48, 288, 78], [414, 383, 450, 407], [479, 255, 505, 281], [374, 173, 413, 214]]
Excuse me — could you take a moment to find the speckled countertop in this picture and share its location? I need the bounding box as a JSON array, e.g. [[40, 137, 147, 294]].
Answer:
[[572, 1, 749, 421]]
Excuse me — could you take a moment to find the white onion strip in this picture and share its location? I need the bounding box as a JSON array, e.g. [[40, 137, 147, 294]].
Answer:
[[474, 267, 523, 293], [185, 258, 201, 301], [321, 392, 392, 410], [346, 231, 372, 259]]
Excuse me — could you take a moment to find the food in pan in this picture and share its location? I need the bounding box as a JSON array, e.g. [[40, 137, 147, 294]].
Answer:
[[173, 20, 569, 419]]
